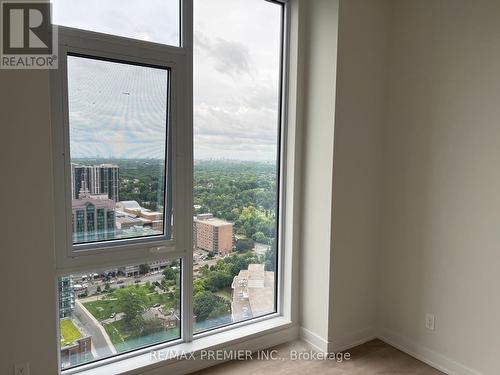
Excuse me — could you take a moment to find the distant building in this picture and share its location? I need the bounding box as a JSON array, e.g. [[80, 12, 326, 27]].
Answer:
[[116, 200, 164, 232], [193, 214, 233, 255], [118, 259, 172, 277], [149, 259, 174, 272], [231, 264, 274, 322], [119, 264, 140, 277], [72, 184, 116, 243], [58, 277, 75, 318], [71, 163, 119, 202], [60, 319, 92, 369], [142, 308, 179, 329]]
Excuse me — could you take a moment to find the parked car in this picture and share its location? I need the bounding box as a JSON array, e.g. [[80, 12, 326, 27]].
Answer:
[[117, 280, 124, 284], [153, 303, 161, 308], [110, 312, 116, 319], [134, 279, 141, 284]]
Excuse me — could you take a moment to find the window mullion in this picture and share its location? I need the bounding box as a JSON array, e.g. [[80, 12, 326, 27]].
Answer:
[[180, 0, 194, 343]]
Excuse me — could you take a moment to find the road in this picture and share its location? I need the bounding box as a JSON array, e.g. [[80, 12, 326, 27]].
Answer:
[[75, 300, 117, 358], [81, 273, 165, 296]]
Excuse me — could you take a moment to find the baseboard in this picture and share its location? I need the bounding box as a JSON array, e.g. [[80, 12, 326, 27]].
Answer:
[[299, 327, 330, 352], [299, 326, 376, 353], [377, 328, 484, 375], [329, 326, 376, 352]]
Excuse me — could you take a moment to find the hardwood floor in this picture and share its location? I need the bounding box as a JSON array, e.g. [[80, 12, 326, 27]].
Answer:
[[192, 339, 444, 374]]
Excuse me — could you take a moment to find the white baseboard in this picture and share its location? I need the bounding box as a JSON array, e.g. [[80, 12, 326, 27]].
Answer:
[[377, 328, 484, 375], [299, 326, 376, 353], [329, 326, 376, 353], [299, 327, 330, 352]]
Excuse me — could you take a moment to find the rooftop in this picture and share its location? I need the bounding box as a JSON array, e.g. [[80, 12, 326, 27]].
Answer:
[[194, 215, 233, 227], [118, 200, 143, 210], [60, 318, 83, 347], [231, 264, 274, 322]]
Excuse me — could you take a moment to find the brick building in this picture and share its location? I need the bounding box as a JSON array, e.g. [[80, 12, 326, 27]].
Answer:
[[193, 214, 233, 255]]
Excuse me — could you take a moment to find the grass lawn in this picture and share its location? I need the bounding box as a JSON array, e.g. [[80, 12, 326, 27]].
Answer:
[[104, 320, 127, 346], [83, 286, 179, 321], [83, 299, 119, 321], [149, 291, 177, 311], [60, 319, 82, 347]]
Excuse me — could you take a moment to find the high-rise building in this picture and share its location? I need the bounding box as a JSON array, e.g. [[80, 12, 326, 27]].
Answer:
[[193, 214, 233, 255], [58, 277, 75, 318], [72, 184, 116, 243], [71, 163, 119, 202]]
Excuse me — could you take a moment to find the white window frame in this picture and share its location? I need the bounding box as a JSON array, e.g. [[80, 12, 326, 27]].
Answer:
[[50, 0, 301, 374], [51, 26, 191, 271]]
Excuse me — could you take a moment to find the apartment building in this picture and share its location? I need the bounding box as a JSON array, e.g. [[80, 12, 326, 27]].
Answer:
[[193, 214, 233, 255], [71, 163, 119, 202]]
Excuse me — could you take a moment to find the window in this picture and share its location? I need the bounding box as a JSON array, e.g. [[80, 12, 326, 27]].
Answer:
[[52, 0, 181, 46], [51, 0, 288, 373], [192, 0, 283, 333], [58, 259, 181, 370], [67, 54, 170, 245]]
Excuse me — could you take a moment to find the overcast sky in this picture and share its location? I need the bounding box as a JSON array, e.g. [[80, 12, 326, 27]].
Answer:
[[54, 0, 282, 161]]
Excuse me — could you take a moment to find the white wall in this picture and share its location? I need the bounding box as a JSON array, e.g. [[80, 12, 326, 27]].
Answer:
[[298, 0, 339, 348], [378, 1, 500, 373], [299, 0, 388, 351], [329, 0, 388, 349], [0, 70, 59, 375]]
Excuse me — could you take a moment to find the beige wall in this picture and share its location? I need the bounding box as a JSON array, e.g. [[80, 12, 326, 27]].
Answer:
[[378, 1, 500, 373], [0, 70, 59, 374]]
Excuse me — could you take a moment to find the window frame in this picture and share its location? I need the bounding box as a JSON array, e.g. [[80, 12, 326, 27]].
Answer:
[[51, 23, 192, 271], [50, 0, 300, 374]]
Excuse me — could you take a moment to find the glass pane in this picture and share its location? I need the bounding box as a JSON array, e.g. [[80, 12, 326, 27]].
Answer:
[[193, 0, 282, 333], [52, 0, 180, 46], [67, 55, 171, 245], [58, 259, 181, 370]]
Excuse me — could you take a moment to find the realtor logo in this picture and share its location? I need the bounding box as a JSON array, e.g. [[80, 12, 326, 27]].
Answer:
[[1, 1, 58, 69]]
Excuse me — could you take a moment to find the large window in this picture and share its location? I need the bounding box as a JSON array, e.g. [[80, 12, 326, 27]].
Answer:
[[192, 0, 283, 333], [52, 0, 286, 372]]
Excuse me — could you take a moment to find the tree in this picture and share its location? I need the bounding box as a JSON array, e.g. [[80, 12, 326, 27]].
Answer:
[[96, 285, 102, 293], [251, 231, 266, 244], [193, 279, 207, 295], [163, 266, 178, 282], [139, 264, 150, 275], [115, 287, 149, 325], [235, 238, 254, 252], [205, 270, 233, 292], [193, 291, 229, 322], [104, 283, 111, 292]]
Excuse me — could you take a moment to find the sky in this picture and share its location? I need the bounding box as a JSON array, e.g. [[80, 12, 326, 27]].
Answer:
[[54, 0, 282, 161]]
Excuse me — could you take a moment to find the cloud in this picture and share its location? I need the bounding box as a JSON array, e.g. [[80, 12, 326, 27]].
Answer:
[[59, 0, 282, 162], [195, 32, 251, 77]]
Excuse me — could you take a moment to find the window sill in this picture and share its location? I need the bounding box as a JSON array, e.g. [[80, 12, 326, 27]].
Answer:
[[63, 316, 297, 375]]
